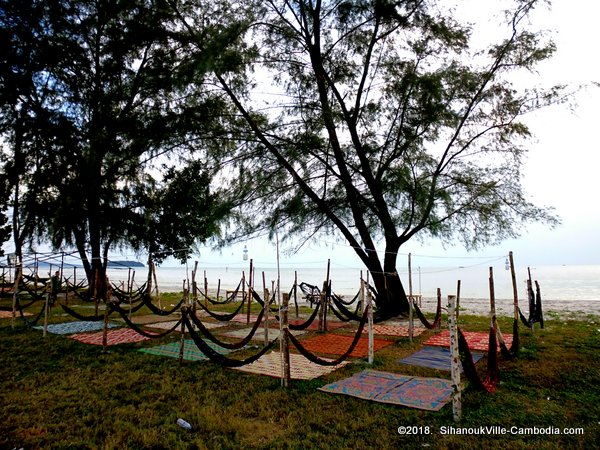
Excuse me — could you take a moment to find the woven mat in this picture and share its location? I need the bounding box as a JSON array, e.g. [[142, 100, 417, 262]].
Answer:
[[117, 314, 181, 324], [288, 319, 348, 331], [70, 327, 155, 346], [34, 321, 119, 335], [139, 339, 234, 361], [294, 333, 394, 358], [234, 352, 348, 380], [359, 324, 426, 337], [319, 369, 453, 411], [218, 327, 306, 341], [145, 320, 223, 331], [423, 330, 512, 352], [0, 310, 32, 318], [399, 346, 484, 372]]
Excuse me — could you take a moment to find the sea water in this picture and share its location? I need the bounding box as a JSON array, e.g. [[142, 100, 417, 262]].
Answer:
[[104, 263, 600, 302]]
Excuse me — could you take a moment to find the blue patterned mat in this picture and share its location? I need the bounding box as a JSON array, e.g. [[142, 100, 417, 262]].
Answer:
[[34, 321, 119, 335], [398, 346, 484, 372], [319, 369, 453, 411]]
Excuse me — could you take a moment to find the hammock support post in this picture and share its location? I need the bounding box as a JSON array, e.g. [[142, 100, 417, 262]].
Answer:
[[281, 289, 291, 387], [367, 283, 374, 364], [448, 294, 461, 422]]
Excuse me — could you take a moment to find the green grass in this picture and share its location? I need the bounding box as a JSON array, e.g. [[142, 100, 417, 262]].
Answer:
[[1, 299, 599, 449]]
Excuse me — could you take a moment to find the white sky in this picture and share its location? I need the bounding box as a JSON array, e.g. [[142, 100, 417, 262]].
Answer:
[[204, 0, 600, 269], [4, 1, 599, 269]]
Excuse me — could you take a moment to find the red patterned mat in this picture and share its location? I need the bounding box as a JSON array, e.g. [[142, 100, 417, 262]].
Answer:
[[288, 319, 349, 331], [423, 330, 512, 352], [234, 352, 348, 380], [69, 328, 155, 346], [295, 333, 394, 358]]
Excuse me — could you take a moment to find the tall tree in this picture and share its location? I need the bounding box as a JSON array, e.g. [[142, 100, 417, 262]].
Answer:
[[0, 0, 234, 294], [184, 0, 563, 317]]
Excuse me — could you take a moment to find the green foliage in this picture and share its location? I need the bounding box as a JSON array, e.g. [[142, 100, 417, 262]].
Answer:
[[0, 0, 238, 274], [193, 0, 565, 314]]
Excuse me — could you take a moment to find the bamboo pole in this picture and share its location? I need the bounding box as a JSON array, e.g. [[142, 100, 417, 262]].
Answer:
[[456, 280, 462, 320], [246, 259, 253, 325], [294, 271, 299, 318], [448, 294, 461, 422], [281, 291, 291, 387], [509, 251, 519, 324], [367, 283, 374, 364], [408, 252, 414, 341], [263, 271, 269, 346]]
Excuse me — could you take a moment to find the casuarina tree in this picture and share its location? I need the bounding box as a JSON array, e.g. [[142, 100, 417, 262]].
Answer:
[[176, 0, 563, 318]]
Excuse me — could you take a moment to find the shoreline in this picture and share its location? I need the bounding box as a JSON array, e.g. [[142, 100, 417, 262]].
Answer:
[[417, 296, 600, 319]]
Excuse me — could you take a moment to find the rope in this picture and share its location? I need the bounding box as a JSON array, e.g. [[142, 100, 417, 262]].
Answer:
[[60, 303, 107, 322], [286, 301, 321, 331], [412, 296, 442, 329], [457, 325, 499, 393], [141, 293, 184, 316], [286, 307, 369, 366], [187, 306, 266, 350], [108, 302, 182, 338], [194, 296, 246, 322], [183, 309, 278, 367]]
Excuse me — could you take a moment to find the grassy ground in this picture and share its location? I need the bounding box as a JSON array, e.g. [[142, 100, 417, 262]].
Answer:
[[1, 296, 599, 449]]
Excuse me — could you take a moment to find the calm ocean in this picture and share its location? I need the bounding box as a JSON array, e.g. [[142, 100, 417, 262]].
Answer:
[[105, 263, 600, 302]]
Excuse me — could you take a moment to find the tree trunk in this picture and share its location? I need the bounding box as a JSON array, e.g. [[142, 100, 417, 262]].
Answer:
[[365, 244, 409, 319]]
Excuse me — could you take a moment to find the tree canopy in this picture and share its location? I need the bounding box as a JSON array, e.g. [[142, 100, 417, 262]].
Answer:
[[0, 0, 237, 290], [178, 0, 563, 317]]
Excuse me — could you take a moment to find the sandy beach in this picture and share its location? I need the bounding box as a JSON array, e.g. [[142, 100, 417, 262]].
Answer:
[[416, 296, 600, 319]]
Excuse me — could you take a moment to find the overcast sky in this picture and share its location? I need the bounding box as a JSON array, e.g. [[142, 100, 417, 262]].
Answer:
[[4, 1, 598, 269], [204, 0, 600, 269]]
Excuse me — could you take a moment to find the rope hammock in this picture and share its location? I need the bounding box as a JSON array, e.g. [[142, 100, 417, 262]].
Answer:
[[187, 306, 266, 350], [458, 325, 499, 393], [194, 296, 246, 322], [108, 302, 182, 338], [140, 293, 184, 316], [286, 307, 370, 366], [412, 294, 442, 329], [183, 309, 278, 367]]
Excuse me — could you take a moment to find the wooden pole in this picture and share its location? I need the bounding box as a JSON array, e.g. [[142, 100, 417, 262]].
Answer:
[[263, 271, 269, 346], [281, 290, 291, 387], [179, 301, 188, 366], [456, 280, 462, 320], [448, 294, 461, 422], [408, 253, 414, 342], [246, 259, 253, 325], [508, 252, 519, 324], [367, 283, 374, 364], [294, 271, 299, 318]]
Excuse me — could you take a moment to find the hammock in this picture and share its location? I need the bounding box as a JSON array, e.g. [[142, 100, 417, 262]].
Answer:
[[197, 279, 244, 305], [286, 307, 369, 366], [60, 303, 106, 322], [458, 325, 499, 393], [412, 295, 442, 329], [108, 302, 182, 338], [187, 306, 266, 350], [183, 311, 278, 367], [330, 294, 363, 322], [141, 293, 184, 316], [194, 296, 246, 322], [286, 301, 321, 330]]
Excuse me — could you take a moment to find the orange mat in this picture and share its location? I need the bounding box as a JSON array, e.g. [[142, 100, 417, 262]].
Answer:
[[423, 330, 512, 352], [294, 333, 394, 358]]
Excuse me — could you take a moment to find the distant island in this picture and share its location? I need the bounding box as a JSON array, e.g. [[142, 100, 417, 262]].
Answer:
[[107, 260, 145, 268]]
